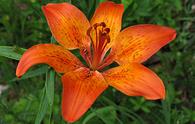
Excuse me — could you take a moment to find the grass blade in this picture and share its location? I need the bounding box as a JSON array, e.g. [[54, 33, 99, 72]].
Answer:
[[9, 66, 48, 82], [0, 46, 26, 60], [35, 87, 49, 124], [35, 69, 55, 124], [83, 106, 117, 124], [45, 70, 55, 106]]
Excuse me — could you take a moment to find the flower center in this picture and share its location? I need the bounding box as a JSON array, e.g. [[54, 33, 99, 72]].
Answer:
[[81, 22, 111, 70]]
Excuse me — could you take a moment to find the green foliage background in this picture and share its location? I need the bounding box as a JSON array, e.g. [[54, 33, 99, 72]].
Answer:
[[0, 0, 195, 124]]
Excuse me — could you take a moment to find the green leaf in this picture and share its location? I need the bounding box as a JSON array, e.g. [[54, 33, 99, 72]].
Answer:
[[70, 49, 88, 66], [99, 0, 105, 3], [45, 69, 55, 106], [9, 66, 48, 82], [122, 0, 133, 9], [35, 69, 55, 124], [83, 106, 117, 124], [87, 0, 97, 19], [101, 96, 146, 124], [50, 36, 57, 44], [0, 46, 26, 60], [64, 0, 71, 3], [111, 0, 121, 4], [35, 87, 49, 124]]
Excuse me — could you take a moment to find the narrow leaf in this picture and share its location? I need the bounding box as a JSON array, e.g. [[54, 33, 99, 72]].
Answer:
[[0, 46, 26, 60], [35, 69, 55, 124], [46, 69, 55, 106], [83, 106, 117, 124], [50, 36, 57, 44], [35, 87, 49, 124], [9, 66, 48, 82]]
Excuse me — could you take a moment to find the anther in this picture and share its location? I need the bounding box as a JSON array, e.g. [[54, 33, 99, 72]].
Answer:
[[100, 22, 106, 27], [93, 23, 99, 29], [104, 28, 110, 34]]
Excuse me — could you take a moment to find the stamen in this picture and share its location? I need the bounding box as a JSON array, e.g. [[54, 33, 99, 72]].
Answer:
[[80, 48, 92, 67], [87, 27, 92, 36], [104, 28, 110, 34], [86, 22, 111, 70], [100, 22, 106, 27], [93, 23, 99, 29]]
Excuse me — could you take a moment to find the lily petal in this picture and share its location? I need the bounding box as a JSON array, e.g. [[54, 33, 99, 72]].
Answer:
[[112, 24, 176, 64], [90, 1, 124, 48], [103, 63, 165, 100], [16, 44, 83, 78], [42, 3, 90, 49], [61, 67, 108, 122]]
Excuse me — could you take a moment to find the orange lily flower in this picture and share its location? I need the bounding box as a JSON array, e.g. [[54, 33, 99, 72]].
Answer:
[[16, 1, 176, 123]]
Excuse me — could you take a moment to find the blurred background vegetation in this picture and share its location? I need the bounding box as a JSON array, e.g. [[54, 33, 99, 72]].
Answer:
[[0, 0, 195, 124]]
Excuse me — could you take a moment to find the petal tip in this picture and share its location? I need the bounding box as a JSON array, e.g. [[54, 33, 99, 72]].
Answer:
[[42, 4, 49, 13], [101, 1, 124, 10], [163, 26, 177, 42], [62, 112, 84, 123], [171, 30, 177, 40], [16, 73, 21, 78], [62, 114, 78, 123], [144, 83, 166, 100], [41, 5, 46, 11], [16, 74, 21, 78], [42, 5, 49, 16], [16, 65, 23, 78]]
